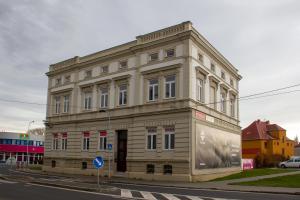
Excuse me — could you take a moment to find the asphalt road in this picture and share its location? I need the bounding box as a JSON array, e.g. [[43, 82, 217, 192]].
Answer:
[[0, 165, 299, 200]]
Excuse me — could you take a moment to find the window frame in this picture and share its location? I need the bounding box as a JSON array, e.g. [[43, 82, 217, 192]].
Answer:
[[83, 92, 92, 110], [100, 88, 109, 108], [148, 79, 159, 101], [99, 131, 107, 151], [165, 49, 175, 58], [82, 132, 90, 151], [164, 75, 176, 99], [146, 128, 157, 150], [164, 127, 175, 150], [196, 78, 205, 103], [52, 134, 59, 150], [101, 66, 109, 74], [54, 96, 61, 114], [63, 95, 70, 113], [221, 92, 227, 113], [119, 60, 128, 70], [118, 84, 127, 106], [149, 52, 159, 62]]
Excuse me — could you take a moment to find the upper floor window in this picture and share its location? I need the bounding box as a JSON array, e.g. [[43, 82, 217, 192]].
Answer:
[[221, 71, 226, 80], [230, 78, 234, 87], [164, 126, 175, 150], [210, 86, 217, 109], [100, 88, 108, 108], [196, 78, 204, 103], [55, 78, 61, 86], [99, 131, 107, 150], [148, 79, 158, 101], [230, 95, 235, 117], [84, 92, 92, 110], [101, 66, 109, 74], [210, 63, 215, 73], [61, 133, 67, 150], [198, 53, 203, 63], [149, 52, 158, 61], [82, 132, 90, 150], [64, 75, 71, 84], [165, 75, 176, 98], [119, 60, 128, 70], [165, 49, 175, 58], [55, 96, 61, 114], [52, 134, 59, 150], [119, 84, 127, 105], [221, 92, 226, 113], [63, 95, 70, 113], [147, 127, 157, 150], [85, 70, 92, 79]]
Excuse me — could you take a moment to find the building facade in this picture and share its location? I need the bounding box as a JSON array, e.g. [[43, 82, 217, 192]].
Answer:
[[242, 120, 294, 165], [295, 143, 300, 156], [0, 132, 44, 164], [44, 21, 242, 181]]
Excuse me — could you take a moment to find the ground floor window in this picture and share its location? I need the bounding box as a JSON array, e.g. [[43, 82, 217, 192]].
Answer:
[[146, 164, 155, 174], [51, 160, 56, 168], [163, 164, 172, 175], [82, 161, 87, 169]]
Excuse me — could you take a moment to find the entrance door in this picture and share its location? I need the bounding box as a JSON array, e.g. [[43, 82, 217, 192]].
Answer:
[[117, 130, 127, 172]]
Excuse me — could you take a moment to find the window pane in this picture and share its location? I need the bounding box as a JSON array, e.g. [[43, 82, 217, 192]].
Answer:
[[147, 135, 151, 149], [170, 134, 175, 149], [171, 82, 175, 97], [124, 91, 127, 104], [149, 86, 153, 100], [165, 134, 169, 149], [153, 135, 156, 149], [165, 84, 170, 98], [154, 85, 158, 99]]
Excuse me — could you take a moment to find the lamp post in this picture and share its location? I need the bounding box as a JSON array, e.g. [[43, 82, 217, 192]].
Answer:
[[99, 109, 111, 179], [26, 120, 34, 167]]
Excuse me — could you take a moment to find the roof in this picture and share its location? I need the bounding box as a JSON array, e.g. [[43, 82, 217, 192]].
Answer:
[[295, 143, 300, 148], [242, 120, 286, 141]]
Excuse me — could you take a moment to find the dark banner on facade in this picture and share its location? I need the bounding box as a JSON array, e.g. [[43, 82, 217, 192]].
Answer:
[[195, 124, 241, 169]]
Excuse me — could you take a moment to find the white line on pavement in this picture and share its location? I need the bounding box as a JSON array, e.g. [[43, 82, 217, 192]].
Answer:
[[0, 179, 16, 184], [140, 191, 157, 200], [121, 189, 133, 198], [161, 193, 181, 200], [186, 196, 205, 200]]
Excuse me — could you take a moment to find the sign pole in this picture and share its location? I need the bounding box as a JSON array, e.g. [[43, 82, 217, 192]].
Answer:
[[108, 150, 110, 179], [97, 168, 100, 190]]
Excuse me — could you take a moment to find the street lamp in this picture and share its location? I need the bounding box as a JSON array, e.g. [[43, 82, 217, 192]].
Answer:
[[99, 109, 111, 178], [26, 120, 34, 167]]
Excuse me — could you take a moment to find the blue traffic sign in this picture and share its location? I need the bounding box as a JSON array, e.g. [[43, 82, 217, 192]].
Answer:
[[107, 144, 112, 150], [93, 156, 104, 169]]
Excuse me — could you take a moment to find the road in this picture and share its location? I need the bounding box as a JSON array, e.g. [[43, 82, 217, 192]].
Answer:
[[0, 165, 299, 200]]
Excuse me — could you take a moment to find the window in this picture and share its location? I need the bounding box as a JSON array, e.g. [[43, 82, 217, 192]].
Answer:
[[198, 53, 203, 63], [230, 78, 234, 87], [221, 71, 226, 79], [85, 70, 92, 78], [165, 75, 176, 98], [149, 52, 158, 61], [148, 79, 158, 101], [82, 162, 87, 170], [55, 96, 61, 114], [63, 95, 70, 113], [163, 165, 172, 175], [119, 84, 127, 105], [146, 164, 155, 174], [230, 96, 235, 117], [210, 86, 216, 109], [210, 63, 215, 72], [84, 92, 92, 110], [51, 160, 56, 168], [99, 131, 107, 150], [101, 66, 109, 73], [164, 126, 175, 150], [147, 128, 157, 150], [264, 142, 267, 148], [64, 75, 71, 83], [61, 133, 67, 150], [119, 60, 128, 70], [52, 134, 59, 150], [55, 78, 61, 86], [100, 88, 108, 108], [196, 78, 204, 103], [221, 92, 226, 113], [82, 132, 90, 150], [165, 49, 175, 58]]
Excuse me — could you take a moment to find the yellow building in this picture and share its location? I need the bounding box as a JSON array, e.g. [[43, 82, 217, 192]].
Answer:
[[242, 120, 294, 166]]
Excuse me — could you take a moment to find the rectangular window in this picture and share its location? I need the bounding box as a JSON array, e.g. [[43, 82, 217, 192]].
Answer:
[[55, 96, 60, 114], [61, 133, 67, 150], [196, 79, 204, 103], [146, 164, 155, 174], [221, 71, 226, 79], [230, 96, 235, 117], [163, 165, 172, 175], [119, 84, 127, 105], [165, 75, 176, 98], [165, 49, 175, 58], [64, 75, 71, 83], [99, 131, 107, 150], [147, 128, 157, 150], [119, 60, 128, 70], [164, 127, 175, 150], [85, 70, 92, 78], [55, 78, 61, 86], [84, 92, 92, 110], [149, 52, 158, 61], [211, 63, 215, 72], [63, 95, 70, 113], [52, 134, 59, 150], [82, 162, 87, 170], [101, 66, 109, 73], [230, 78, 234, 87], [210, 86, 216, 109], [148, 79, 158, 101], [100, 88, 108, 108], [221, 92, 226, 113], [198, 53, 203, 63], [83, 132, 90, 150]]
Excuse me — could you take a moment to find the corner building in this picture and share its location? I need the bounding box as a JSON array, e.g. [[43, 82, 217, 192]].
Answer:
[[44, 21, 242, 181]]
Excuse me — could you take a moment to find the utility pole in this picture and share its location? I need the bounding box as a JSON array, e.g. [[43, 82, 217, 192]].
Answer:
[[26, 120, 34, 167]]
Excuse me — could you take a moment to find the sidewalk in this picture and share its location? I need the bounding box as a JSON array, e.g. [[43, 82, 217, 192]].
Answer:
[[11, 168, 300, 195]]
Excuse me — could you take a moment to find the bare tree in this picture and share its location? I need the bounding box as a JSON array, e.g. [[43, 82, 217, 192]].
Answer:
[[28, 127, 45, 136]]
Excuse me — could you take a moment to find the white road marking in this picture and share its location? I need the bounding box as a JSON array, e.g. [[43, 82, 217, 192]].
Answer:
[[140, 191, 157, 200], [161, 193, 181, 200], [121, 189, 133, 198], [0, 179, 16, 184], [187, 196, 205, 200]]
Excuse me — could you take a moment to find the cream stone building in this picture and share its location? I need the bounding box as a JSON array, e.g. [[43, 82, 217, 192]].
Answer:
[[44, 21, 242, 181]]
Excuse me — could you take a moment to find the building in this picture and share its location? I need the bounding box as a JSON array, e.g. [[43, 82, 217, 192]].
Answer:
[[44, 21, 242, 181], [0, 132, 44, 164], [295, 143, 300, 156], [242, 120, 294, 165]]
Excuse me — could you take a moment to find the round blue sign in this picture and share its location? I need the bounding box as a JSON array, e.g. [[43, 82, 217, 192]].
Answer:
[[93, 156, 104, 169]]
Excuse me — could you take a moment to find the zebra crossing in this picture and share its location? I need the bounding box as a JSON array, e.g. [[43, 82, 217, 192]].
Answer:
[[120, 189, 236, 200]]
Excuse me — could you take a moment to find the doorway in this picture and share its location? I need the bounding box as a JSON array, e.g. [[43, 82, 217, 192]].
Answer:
[[116, 130, 127, 172]]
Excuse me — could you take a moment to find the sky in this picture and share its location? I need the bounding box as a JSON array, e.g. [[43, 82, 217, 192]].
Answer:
[[0, 0, 299, 139]]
